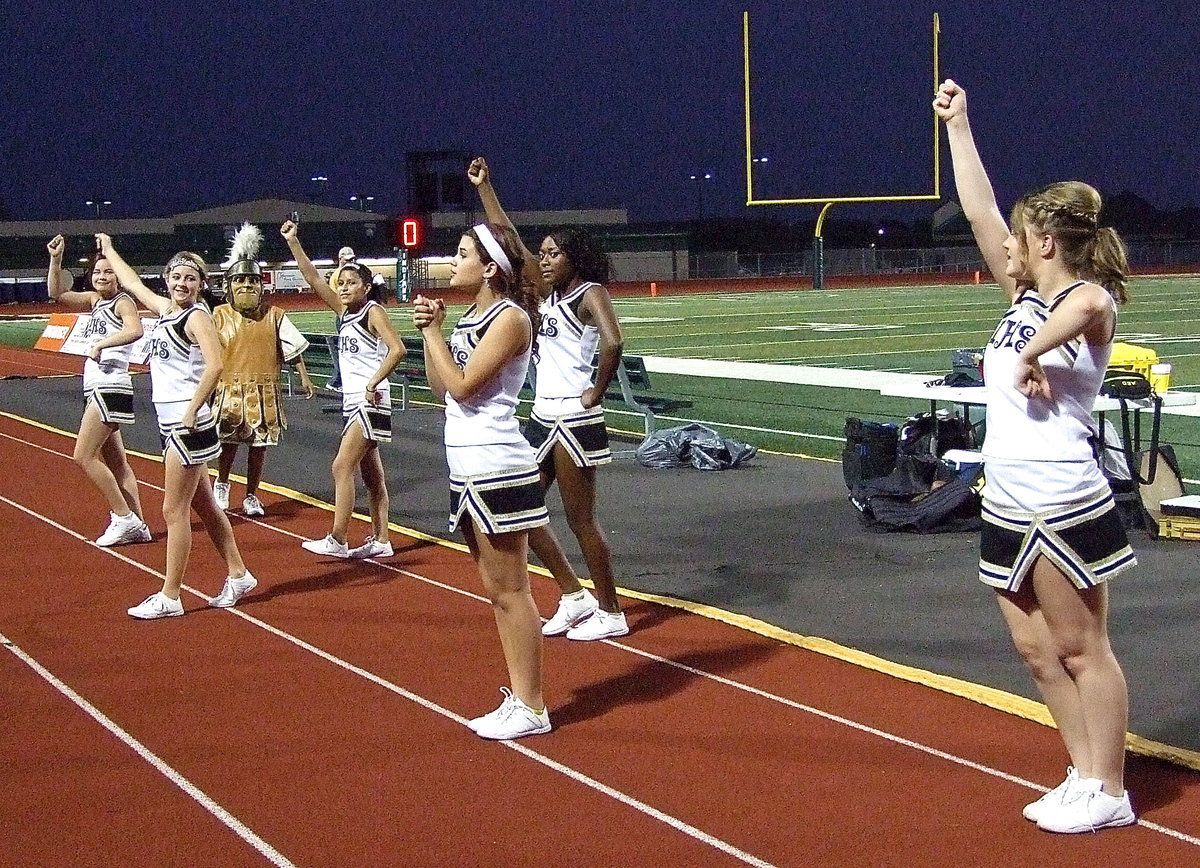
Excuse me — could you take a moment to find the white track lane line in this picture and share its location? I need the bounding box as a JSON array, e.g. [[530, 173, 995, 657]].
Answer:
[[3, 428, 1199, 850], [0, 630, 296, 868], [0, 492, 773, 868]]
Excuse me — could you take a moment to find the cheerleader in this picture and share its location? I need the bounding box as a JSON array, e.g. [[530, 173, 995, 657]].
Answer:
[[95, 235, 257, 618], [282, 221, 404, 559], [935, 80, 1136, 833], [468, 159, 627, 640], [412, 222, 551, 740], [46, 235, 151, 547]]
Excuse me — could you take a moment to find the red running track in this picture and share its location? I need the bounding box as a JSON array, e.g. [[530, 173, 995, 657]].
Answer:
[[0, 411, 1198, 867]]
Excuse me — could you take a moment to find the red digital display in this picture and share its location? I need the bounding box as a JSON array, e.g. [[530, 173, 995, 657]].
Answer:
[[400, 218, 420, 248]]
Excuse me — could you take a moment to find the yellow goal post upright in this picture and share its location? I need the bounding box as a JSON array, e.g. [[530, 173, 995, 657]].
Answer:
[[742, 11, 942, 288]]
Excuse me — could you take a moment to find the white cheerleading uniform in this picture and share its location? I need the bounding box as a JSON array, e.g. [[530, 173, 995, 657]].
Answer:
[[525, 282, 612, 466], [982, 282, 1110, 464], [81, 292, 136, 424], [444, 299, 548, 535], [146, 305, 218, 464], [978, 283, 1135, 590], [534, 282, 602, 403], [337, 300, 392, 442]]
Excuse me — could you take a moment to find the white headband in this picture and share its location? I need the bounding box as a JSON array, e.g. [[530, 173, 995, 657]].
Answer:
[[472, 224, 513, 278]]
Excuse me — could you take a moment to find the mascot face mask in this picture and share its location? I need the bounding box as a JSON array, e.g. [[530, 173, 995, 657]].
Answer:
[[221, 222, 266, 314], [227, 270, 263, 313]]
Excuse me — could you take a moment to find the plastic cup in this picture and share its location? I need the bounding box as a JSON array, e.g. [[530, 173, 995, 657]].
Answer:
[[1150, 363, 1172, 393]]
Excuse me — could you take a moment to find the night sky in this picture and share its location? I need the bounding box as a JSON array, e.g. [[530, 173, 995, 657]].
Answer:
[[4, 1, 1197, 224]]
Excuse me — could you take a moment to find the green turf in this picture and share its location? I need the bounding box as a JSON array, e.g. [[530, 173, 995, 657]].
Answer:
[[601, 279, 1200, 475], [7, 276, 1200, 482], [0, 318, 53, 349]]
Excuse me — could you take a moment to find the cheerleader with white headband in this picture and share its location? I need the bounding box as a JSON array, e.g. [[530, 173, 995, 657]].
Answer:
[[412, 219, 551, 740]]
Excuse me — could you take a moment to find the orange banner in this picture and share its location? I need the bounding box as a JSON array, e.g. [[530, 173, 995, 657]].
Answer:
[[34, 313, 80, 352]]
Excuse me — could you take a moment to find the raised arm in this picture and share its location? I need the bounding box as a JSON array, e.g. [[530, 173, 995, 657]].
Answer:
[[467, 158, 542, 293], [95, 234, 171, 315], [46, 236, 93, 307], [280, 220, 340, 312], [933, 80, 1017, 300]]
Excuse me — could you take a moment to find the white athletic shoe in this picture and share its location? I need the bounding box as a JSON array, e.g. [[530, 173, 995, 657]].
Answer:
[[213, 481, 231, 511], [301, 534, 350, 558], [242, 494, 265, 517], [97, 511, 146, 547], [347, 536, 394, 559], [134, 521, 152, 543], [209, 572, 258, 608], [542, 589, 599, 636], [1036, 778, 1136, 833], [127, 592, 184, 619], [1023, 767, 1080, 823], [469, 688, 551, 740], [566, 609, 629, 641]]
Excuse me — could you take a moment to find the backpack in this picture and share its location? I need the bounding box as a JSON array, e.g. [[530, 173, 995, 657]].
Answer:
[[846, 412, 982, 533], [842, 417, 899, 489], [892, 411, 976, 490]]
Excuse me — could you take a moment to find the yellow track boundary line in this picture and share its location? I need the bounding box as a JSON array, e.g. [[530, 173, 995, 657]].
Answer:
[[3, 407, 1198, 773]]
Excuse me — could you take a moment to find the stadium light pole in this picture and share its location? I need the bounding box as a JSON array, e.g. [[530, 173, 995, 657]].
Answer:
[[310, 174, 328, 202], [85, 198, 112, 217], [350, 194, 375, 212], [689, 172, 713, 221]]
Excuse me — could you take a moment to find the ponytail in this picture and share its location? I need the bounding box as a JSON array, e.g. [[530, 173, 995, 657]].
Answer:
[[1013, 181, 1130, 305], [1083, 227, 1129, 304]]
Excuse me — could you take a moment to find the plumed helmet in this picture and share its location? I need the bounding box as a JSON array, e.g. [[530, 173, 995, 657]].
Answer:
[[221, 222, 264, 283]]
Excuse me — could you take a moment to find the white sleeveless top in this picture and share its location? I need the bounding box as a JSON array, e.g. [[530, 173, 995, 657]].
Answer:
[[82, 292, 136, 390], [534, 282, 601, 405], [337, 300, 390, 411], [147, 305, 211, 425], [444, 299, 533, 448], [982, 283, 1113, 462]]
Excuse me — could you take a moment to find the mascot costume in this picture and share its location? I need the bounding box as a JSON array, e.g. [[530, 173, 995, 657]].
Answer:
[[211, 223, 313, 516]]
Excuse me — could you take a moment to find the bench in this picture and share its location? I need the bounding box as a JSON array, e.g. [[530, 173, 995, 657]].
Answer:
[[299, 335, 692, 435], [604, 355, 693, 436]]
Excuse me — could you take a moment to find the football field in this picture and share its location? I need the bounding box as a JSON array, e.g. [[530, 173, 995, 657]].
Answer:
[[5, 275, 1199, 474]]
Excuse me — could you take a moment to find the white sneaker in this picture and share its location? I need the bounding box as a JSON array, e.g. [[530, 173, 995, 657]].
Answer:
[[348, 536, 394, 559], [1036, 777, 1136, 833], [213, 481, 230, 511], [128, 592, 184, 619], [542, 589, 599, 636], [301, 534, 349, 558], [134, 521, 152, 543], [209, 572, 258, 608], [470, 688, 551, 740], [1023, 767, 1079, 823], [242, 494, 265, 517], [566, 609, 629, 641], [467, 688, 519, 733], [97, 511, 145, 547]]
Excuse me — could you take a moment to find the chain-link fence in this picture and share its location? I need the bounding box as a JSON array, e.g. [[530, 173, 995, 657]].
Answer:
[[692, 240, 1200, 280]]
